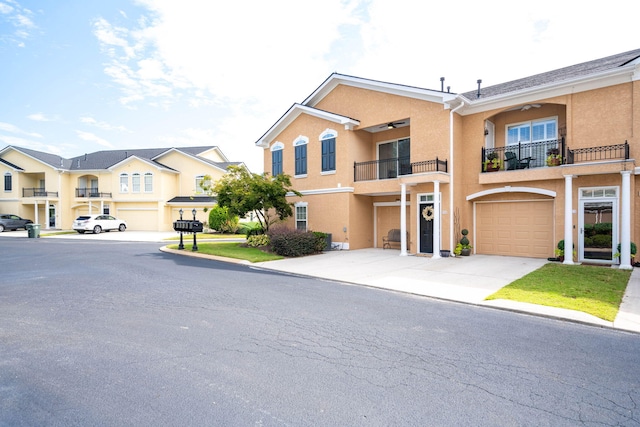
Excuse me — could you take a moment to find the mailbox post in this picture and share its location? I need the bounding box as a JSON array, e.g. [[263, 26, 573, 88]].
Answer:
[[172, 209, 203, 252], [191, 209, 198, 251], [178, 209, 184, 250]]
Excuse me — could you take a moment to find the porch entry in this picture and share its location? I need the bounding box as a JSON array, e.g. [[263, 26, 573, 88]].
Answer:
[[419, 202, 434, 253], [579, 187, 618, 263], [417, 193, 437, 254], [48, 204, 56, 228]]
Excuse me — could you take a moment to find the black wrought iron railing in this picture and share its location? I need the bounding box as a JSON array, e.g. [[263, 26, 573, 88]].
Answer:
[[22, 188, 58, 197], [354, 157, 447, 182], [566, 141, 629, 164], [76, 188, 112, 198], [481, 138, 630, 173]]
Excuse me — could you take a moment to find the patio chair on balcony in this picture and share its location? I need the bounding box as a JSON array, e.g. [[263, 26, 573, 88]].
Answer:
[[504, 151, 533, 170]]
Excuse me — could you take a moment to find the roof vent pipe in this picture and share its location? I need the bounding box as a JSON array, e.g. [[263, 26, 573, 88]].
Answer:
[[440, 77, 445, 92], [476, 79, 482, 98]]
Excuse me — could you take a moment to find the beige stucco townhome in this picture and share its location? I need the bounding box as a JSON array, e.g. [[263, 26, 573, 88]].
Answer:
[[256, 48, 640, 269], [0, 145, 244, 231]]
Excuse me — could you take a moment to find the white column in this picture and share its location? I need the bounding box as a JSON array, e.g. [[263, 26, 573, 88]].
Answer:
[[400, 183, 408, 256], [45, 200, 50, 229], [620, 170, 632, 270], [34, 201, 39, 225], [432, 181, 441, 258], [563, 175, 575, 265]]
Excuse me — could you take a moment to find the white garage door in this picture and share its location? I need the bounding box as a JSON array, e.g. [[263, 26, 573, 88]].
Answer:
[[476, 201, 554, 258]]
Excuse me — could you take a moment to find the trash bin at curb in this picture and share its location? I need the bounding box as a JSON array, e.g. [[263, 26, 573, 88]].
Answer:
[[27, 224, 41, 238]]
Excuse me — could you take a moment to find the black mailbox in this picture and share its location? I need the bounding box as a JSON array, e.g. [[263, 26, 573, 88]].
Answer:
[[173, 220, 203, 233]]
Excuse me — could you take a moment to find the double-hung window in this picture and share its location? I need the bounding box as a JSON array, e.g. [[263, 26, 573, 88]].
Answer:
[[119, 173, 128, 193], [271, 142, 284, 176], [321, 130, 336, 173], [144, 172, 153, 192], [295, 202, 308, 231], [132, 173, 140, 193], [294, 136, 308, 177], [4, 173, 11, 191]]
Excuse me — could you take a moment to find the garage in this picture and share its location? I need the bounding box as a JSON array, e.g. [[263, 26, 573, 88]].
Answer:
[[475, 200, 554, 258], [116, 207, 159, 231]]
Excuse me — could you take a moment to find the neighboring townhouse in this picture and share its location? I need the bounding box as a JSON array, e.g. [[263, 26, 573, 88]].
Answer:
[[256, 48, 640, 268], [0, 145, 244, 231]]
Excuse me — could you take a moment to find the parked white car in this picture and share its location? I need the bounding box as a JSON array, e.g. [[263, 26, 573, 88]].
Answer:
[[73, 215, 127, 234]]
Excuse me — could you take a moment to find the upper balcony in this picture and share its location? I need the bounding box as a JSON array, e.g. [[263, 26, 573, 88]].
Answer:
[[22, 188, 58, 197], [480, 139, 630, 173], [76, 188, 112, 198], [354, 157, 448, 182]]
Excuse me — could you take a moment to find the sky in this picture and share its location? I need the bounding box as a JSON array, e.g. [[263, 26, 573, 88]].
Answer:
[[1, 0, 638, 174]]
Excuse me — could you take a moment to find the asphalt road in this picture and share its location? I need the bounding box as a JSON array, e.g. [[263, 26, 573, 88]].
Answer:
[[1, 239, 639, 426]]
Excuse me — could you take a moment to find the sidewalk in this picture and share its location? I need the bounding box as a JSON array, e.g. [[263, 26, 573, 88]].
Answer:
[[248, 249, 640, 333]]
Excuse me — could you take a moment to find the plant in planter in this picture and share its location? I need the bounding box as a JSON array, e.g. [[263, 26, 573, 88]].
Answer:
[[555, 239, 576, 262], [613, 242, 637, 263], [483, 152, 501, 172], [546, 148, 562, 166]]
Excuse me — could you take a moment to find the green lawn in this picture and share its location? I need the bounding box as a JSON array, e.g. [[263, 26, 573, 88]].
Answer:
[[165, 233, 243, 241], [167, 242, 282, 263], [485, 263, 631, 321]]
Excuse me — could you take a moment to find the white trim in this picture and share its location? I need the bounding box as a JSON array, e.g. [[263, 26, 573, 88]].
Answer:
[[577, 185, 619, 265], [287, 187, 354, 196], [373, 201, 411, 207], [293, 136, 308, 146], [466, 186, 556, 200], [271, 141, 284, 151]]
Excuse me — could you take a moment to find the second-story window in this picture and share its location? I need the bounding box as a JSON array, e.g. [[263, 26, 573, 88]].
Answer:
[[120, 173, 128, 193], [271, 142, 283, 176], [4, 173, 12, 191], [507, 118, 557, 145], [132, 173, 140, 193], [321, 130, 336, 173], [294, 136, 308, 177], [144, 172, 153, 192]]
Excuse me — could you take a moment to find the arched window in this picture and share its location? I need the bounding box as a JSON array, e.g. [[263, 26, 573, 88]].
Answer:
[[320, 129, 336, 173], [132, 173, 141, 193], [271, 142, 284, 176], [119, 173, 128, 193], [144, 172, 153, 192], [294, 136, 308, 177]]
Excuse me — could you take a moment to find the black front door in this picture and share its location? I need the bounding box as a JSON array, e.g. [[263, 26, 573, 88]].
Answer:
[[420, 203, 434, 253]]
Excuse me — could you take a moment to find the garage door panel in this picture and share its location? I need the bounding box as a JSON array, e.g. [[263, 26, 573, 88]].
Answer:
[[476, 201, 553, 259]]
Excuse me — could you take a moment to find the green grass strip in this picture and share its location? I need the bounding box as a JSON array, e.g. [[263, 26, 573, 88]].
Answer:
[[167, 242, 282, 263], [485, 263, 631, 321]]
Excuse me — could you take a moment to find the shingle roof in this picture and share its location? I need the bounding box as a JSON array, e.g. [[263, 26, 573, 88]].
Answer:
[[2, 145, 234, 171], [462, 48, 640, 100]]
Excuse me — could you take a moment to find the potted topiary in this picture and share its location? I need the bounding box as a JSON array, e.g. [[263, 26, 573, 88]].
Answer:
[[554, 239, 576, 262], [459, 228, 472, 256]]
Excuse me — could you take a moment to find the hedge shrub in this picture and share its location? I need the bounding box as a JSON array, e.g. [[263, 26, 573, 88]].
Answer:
[[268, 227, 324, 257]]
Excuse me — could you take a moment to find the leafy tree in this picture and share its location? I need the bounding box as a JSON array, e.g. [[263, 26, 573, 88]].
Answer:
[[202, 165, 301, 233]]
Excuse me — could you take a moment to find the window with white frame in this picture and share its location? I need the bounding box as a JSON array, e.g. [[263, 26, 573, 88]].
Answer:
[[132, 173, 141, 193], [320, 130, 336, 173], [195, 175, 205, 194], [119, 173, 128, 193], [271, 142, 284, 176], [144, 172, 153, 192], [4, 172, 11, 191], [507, 118, 557, 145], [294, 136, 308, 177], [295, 202, 308, 231]]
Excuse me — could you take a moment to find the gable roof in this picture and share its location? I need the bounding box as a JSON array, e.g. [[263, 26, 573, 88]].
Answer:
[[255, 103, 360, 148], [0, 145, 240, 172], [461, 48, 640, 101], [303, 73, 457, 107]]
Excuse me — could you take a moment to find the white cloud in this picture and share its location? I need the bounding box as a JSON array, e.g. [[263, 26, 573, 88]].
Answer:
[[0, 121, 42, 137], [28, 112, 58, 122], [80, 116, 128, 132], [75, 130, 114, 148], [0, 0, 37, 46]]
